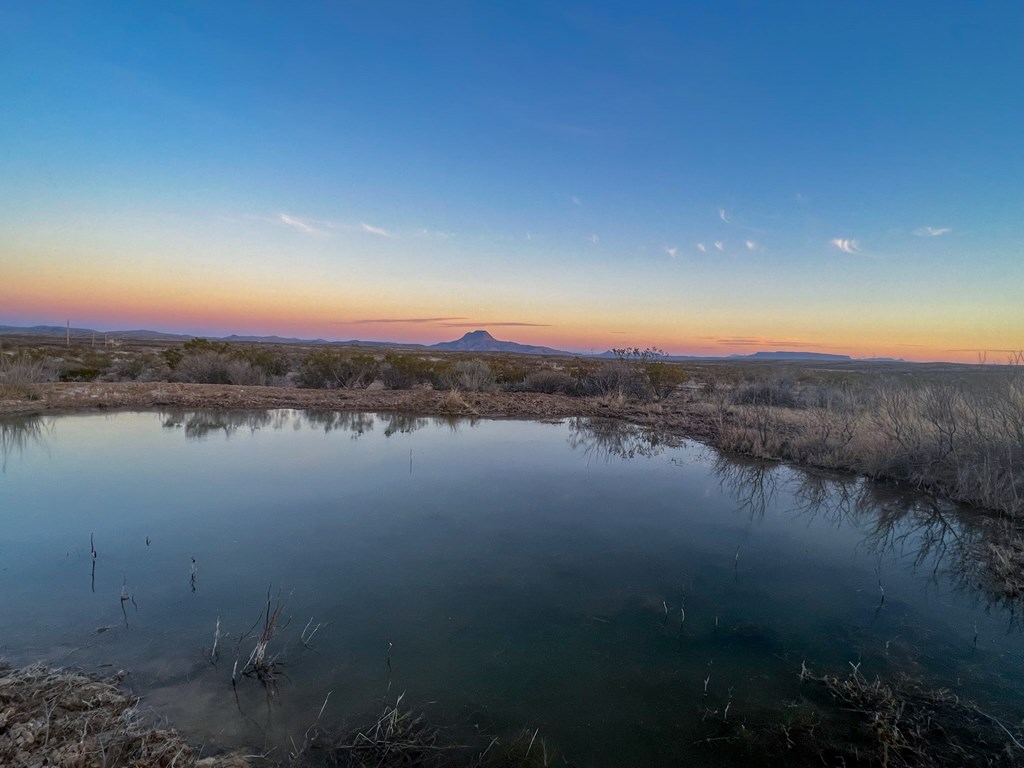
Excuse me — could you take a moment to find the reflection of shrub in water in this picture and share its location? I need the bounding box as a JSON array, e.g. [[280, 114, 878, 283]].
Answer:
[[381, 412, 428, 437], [567, 417, 666, 461], [0, 415, 49, 471], [304, 410, 375, 437], [161, 410, 282, 439], [713, 455, 1024, 609]]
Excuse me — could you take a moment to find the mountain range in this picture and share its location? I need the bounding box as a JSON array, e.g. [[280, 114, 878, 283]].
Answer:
[[0, 325, 903, 362]]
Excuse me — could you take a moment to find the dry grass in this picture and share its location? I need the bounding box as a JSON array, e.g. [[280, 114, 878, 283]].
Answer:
[[0, 663, 196, 768], [702, 666, 1023, 767], [290, 696, 564, 768], [800, 667, 1023, 767], [0, 353, 50, 399], [706, 370, 1024, 516]]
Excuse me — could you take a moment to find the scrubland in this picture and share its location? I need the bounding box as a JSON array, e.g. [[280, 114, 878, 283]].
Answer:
[[2, 335, 1020, 517]]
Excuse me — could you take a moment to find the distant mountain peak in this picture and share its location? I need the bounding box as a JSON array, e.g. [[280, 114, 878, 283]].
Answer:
[[431, 329, 568, 356]]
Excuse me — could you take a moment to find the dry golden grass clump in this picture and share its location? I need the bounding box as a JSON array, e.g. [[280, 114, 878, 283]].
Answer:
[[290, 696, 564, 768], [0, 663, 247, 768]]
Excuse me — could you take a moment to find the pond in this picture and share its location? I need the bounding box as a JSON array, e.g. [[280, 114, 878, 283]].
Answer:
[[0, 410, 1021, 765]]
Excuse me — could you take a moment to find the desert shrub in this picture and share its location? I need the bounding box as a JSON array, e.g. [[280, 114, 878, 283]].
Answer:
[[236, 347, 290, 376], [161, 348, 183, 370], [380, 352, 440, 389], [581, 362, 652, 400], [182, 337, 230, 354], [174, 350, 235, 384], [234, 347, 290, 382], [113, 354, 159, 381], [523, 369, 575, 394], [442, 359, 496, 392], [297, 349, 379, 389], [730, 377, 801, 408], [644, 361, 687, 400], [0, 353, 52, 398], [79, 351, 113, 371], [488, 358, 530, 389], [59, 366, 102, 382]]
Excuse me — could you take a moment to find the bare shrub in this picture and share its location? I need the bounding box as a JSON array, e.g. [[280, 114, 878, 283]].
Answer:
[[581, 362, 651, 400], [443, 360, 496, 392], [523, 369, 575, 394], [729, 376, 801, 408], [0, 353, 51, 398], [644, 360, 687, 400], [380, 352, 439, 389], [297, 349, 379, 389], [173, 350, 232, 384]]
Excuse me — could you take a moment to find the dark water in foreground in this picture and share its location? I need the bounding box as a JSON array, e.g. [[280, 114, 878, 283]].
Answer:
[[0, 410, 1021, 765]]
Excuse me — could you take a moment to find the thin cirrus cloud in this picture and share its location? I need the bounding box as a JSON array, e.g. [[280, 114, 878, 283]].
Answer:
[[718, 208, 730, 223], [830, 238, 858, 254], [278, 213, 327, 235], [714, 337, 825, 348], [665, 246, 678, 259], [345, 317, 468, 324], [588, 234, 600, 244], [360, 222, 393, 237], [342, 317, 550, 328], [913, 226, 952, 237], [745, 240, 757, 251], [696, 242, 707, 252], [713, 241, 724, 251], [438, 321, 552, 328]]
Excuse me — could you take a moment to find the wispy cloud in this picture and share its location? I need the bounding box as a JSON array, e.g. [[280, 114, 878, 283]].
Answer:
[[417, 229, 454, 240], [715, 337, 825, 348], [665, 246, 678, 259], [361, 222, 393, 237], [913, 226, 952, 237], [830, 238, 858, 254], [718, 208, 730, 223], [714, 241, 724, 251], [588, 233, 600, 244], [571, 195, 583, 207], [438, 321, 552, 328], [696, 242, 707, 252], [745, 240, 757, 251], [279, 213, 325, 235], [346, 317, 468, 325]]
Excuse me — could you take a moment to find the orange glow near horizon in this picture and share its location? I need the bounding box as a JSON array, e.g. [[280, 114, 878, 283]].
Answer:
[[3, 246, 1020, 365]]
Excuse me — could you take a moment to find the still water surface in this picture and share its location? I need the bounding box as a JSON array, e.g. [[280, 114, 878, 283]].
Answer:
[[1, 410, 1020, 765]]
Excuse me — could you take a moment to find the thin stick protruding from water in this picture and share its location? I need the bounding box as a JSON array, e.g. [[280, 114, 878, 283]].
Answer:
[[212, 615, 221, 663]]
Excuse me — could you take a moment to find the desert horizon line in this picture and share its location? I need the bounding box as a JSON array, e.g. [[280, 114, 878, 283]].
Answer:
[[2, 319, 1017, 366]]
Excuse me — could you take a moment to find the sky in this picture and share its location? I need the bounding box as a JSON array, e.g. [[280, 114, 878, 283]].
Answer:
[[1, 2, 1022, 361]]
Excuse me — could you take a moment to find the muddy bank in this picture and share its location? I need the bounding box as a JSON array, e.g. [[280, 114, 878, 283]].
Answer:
[[0, 663, 248, 768], [0, 381, 711, 437]]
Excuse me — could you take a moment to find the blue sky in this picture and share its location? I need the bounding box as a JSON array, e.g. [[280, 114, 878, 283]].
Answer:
[[1, 2, 1022, 359]]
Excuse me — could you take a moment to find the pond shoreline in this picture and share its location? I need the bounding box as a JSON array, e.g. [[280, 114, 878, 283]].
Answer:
[[2, 381, 1022, 599]]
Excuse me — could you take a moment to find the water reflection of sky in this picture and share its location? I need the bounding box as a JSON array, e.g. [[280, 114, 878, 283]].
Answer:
[[0, 411, 1020, 767]]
